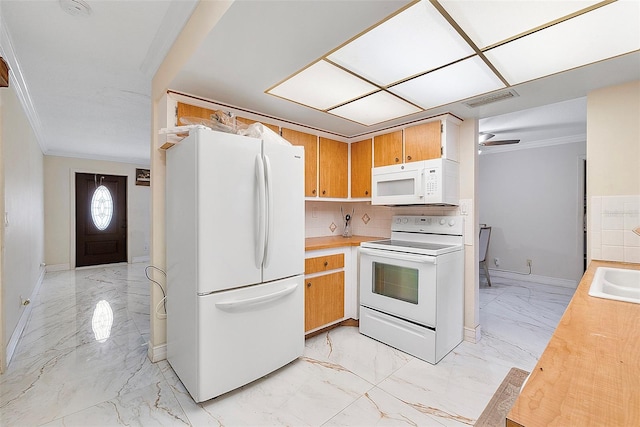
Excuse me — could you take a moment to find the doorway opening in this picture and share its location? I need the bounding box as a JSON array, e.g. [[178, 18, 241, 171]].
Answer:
[[75, 173, 127, 267]]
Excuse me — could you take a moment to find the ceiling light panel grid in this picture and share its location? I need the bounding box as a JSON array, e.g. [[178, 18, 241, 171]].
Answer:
[[484, 0, 640, 85], [328, 91, 422, 126], [327, 0, 475, 86], [389, 56, 506, 110], [439, 0, 602, 49], [267, 59, 378, 110]]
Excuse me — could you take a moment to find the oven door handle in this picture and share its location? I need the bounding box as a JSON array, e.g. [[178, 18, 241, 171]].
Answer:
[[359, 247, 436, 264]]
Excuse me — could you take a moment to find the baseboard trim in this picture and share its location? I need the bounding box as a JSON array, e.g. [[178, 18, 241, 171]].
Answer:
[[132, 255, 150, 264], [6, 266, 46, 365], [464, 325, 482, 343], [487, 269, 578, 288], [148, 342, 167, 363], [45, 263, 70, 272]]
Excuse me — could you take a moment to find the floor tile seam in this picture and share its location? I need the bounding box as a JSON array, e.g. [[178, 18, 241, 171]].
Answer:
[[318, 382, 378, 427]]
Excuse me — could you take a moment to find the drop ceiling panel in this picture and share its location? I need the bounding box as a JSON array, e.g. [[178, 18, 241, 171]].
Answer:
[[389, 55, 506, 109], [328, 91, 422, 126], [439, 0, 602, 49], [485, 1, 640, 85], [327, 0, 474, 86], [267, 60, 378, 110]]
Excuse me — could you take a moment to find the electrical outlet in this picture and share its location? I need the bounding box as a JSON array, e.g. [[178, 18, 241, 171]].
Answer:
[[494, 257, 500, 267], [527, 259, 532, 267]]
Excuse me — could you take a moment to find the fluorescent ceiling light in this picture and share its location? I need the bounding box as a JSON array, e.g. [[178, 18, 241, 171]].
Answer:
[[485, 1, 640, 85], [439, 0, 601, 49], [327, 0, 474, 86], [328, 91, 422, 126], [389, 56, 505, 109], [267, 60, 377, 110]]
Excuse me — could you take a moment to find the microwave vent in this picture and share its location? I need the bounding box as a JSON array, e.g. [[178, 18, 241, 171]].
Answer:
[[464, 89, 519, 108]]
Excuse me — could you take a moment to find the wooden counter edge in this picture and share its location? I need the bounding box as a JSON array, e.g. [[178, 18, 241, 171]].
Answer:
[[506, 260, 640, 426], [305, 235, 385, 251]]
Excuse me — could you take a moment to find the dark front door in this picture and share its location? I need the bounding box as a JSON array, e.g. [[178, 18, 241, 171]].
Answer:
[[76, 173, 127, 267]]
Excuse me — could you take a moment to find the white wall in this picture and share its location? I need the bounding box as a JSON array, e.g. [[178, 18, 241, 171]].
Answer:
[[587, 80, 640, 263], [43, 156, 151, 269], [478, 141, 586, 283], [1, 84, 45, 364]]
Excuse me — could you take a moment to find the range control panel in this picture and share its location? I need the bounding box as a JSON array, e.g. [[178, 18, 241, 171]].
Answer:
[[391, 215, 463, 236]]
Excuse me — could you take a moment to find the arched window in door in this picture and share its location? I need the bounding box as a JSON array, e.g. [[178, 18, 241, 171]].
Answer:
[[90, 184, 113, 230]]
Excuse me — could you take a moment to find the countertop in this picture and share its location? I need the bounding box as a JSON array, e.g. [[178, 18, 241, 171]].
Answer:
[[506, 260, 640, 426], [305, 235, 385, 251]]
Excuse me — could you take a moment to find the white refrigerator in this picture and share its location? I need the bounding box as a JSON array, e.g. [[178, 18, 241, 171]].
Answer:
[[166, 127, 305, 402]]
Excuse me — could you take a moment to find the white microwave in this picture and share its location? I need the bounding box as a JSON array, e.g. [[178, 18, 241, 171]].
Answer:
[[371, 158, 459, 206]]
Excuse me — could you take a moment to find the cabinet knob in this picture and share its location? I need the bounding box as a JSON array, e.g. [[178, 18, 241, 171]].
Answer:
[[312, 189, 316, 195], [365, 190, 369, 195], [324, 261, 328, 267], [407, 155, 412, 161], [322, 190, 326, 195], [395, 157, 399, 163], [306, 282, 311, 288]]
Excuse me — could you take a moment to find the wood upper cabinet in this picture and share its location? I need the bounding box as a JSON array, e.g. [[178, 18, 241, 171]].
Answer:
[[282, 128, 318, 197], [350, 138, 372, 198], [176, 102, 217, 125], [373, 130, 403, 167], [404, 121, 441, 162], [236, 116, 280, 134], [319, 137, 348, 198], [304, 271, 345, 332]]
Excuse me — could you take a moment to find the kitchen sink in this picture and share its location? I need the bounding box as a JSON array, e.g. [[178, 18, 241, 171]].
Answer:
[[588, 267, 640, 304]]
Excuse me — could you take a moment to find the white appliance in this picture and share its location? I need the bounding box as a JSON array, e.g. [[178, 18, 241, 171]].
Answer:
[[359, 215, 464, 364], [166, 127, 305, 402], [371, 158, 459, 206]]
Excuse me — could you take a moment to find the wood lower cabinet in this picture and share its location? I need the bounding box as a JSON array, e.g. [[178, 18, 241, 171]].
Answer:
[[304, 271, 345, 332], [350, 138, 372, 198], [404, 121, 441, 162], [305, 253, 344, 275], [373, 130, 403, 167], [282, 128, 318, 197], [319, 137, 348, 198]]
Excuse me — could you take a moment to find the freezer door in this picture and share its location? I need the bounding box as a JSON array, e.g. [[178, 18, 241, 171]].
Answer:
[[196, 129, 263, 294], [192, 276, 304, 402], [262, 141, 305, 282]]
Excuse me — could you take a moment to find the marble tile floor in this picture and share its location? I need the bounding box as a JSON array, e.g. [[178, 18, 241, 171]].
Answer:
[[1, 264, 575, 426]]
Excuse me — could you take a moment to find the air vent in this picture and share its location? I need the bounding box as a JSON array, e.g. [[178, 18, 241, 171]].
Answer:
[[465, 89, 519, 108]]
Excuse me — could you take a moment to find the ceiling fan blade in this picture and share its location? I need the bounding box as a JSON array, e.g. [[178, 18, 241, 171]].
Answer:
[[480, 139, 520, 146]]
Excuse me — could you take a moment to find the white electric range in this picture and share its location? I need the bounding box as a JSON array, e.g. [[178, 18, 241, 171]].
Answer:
[[359, 215, 464, 364]]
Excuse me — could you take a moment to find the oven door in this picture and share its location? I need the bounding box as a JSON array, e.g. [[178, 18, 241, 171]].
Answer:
[[359, 247, 437, 328]]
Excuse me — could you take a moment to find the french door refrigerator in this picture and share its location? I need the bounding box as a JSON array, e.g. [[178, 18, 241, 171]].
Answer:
[[166, 127, 305, 402]]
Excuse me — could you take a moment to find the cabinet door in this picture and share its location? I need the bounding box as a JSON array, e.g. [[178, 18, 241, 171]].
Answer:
[[350, 138, 372, 198], [282, 128, 318, 197], [319, 137, 348, 198], [404, 121, 441, 162], [305, 271, 345, 332], [373, 130, 403, 167], [236, 116, 280, 134]]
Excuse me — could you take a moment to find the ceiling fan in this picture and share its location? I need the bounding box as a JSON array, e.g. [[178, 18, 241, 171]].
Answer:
[[478, 132, 520, 146]]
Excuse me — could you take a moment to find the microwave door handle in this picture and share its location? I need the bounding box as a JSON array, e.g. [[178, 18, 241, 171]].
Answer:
[[359, 247, 436, 264], [418, 169, 424, 199]]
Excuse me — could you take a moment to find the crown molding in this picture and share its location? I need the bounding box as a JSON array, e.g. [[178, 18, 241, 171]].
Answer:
[[0, 14, 48, 154], [45, 149, 150, 167], [479, 133, 586, 155]]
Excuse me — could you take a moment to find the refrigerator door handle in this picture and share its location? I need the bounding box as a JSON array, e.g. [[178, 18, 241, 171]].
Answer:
[[255, 154, 266, 268], [263, 154, 274, 268], [214, 283, 298, 311]]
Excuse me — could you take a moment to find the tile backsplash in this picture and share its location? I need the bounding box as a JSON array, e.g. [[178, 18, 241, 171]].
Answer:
[[304, 201, 462, 239], [590, 195, 640, 263]]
